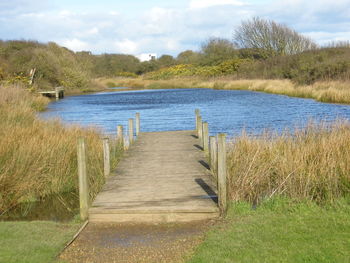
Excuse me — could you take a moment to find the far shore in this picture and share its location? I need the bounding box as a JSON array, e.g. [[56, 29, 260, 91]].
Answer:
[[94, 77, 350, 105]]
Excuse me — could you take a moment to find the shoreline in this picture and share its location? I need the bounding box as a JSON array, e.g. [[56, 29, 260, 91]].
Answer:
[[94, 77, 350, 105]]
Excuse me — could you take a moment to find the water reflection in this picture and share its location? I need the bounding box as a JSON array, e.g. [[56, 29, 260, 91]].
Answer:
[[40, 88, 350, 137]]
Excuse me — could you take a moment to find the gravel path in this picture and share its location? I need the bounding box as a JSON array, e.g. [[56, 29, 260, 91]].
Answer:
[[60, 220, 215, 263]]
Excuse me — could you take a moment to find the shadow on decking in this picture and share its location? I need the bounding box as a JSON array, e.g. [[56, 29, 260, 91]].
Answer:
[[193, 144, 203, 150], [195, 178, 218, 203], [198, 160, 210, 170]]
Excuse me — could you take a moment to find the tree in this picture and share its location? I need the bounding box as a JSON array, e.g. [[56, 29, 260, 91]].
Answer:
[[200, 37, 237, 65], [176, 50, 201, 64], [234, 17, 317, 56], [157, 55, 176, 67]]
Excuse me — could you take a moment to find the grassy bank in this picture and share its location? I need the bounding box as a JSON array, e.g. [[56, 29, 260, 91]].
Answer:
[[0, 85, 124, 262], [0, 85, 122, 217], [0, 221, 80, 263], [188, 198, 350, 263], [188, 120, 350, 262], [227, 121, 350, 204], [100, 77, 350, 104]]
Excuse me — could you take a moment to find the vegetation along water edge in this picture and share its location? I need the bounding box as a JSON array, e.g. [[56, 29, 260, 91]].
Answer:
[[97, 77, 350, 105], [0, 15, 349, 262], [0, 85, 123, 262]]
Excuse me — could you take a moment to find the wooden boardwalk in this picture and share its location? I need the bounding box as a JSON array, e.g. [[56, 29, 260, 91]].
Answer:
[[38, 87, 64, 99], [89, 130, 219, 223]]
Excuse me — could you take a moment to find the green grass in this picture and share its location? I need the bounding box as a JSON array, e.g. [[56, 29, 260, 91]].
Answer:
[[188, 198, 350, 263], [0, 221, 80, 263]]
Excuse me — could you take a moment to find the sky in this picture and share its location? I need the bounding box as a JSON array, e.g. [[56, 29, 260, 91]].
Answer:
[[1, 0, 350, 56]]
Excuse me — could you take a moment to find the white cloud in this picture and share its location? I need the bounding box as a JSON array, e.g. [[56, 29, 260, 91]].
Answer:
[[86, 27, 99, 35], [1, 0, 350, 56], [305, 31, 350, 45], [59, 10, 74, 17], [109, 11, 119, 16], [114, 39, 138, 54], [61, 38, 90, 51], [166, 39, 180, 51], [189, 0, 245, 9]]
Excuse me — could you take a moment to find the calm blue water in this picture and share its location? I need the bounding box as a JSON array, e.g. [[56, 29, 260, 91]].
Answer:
[[40, 88, 350, 137]]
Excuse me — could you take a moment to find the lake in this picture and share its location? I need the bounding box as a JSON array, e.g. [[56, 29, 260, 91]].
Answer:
[[40, 88, 350, 137]]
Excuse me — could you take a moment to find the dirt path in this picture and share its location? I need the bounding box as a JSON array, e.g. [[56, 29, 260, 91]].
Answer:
[[60, 220, 215, 263]]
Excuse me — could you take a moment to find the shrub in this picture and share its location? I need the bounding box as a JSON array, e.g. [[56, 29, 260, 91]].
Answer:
[[115, 71, 138, 78]]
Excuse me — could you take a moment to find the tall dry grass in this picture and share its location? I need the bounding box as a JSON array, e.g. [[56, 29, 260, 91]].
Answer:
[[215, 79, 350, 104], [0, 85, 122, 214], [100, 77, 350, 104], [227, 121, 350, 204]]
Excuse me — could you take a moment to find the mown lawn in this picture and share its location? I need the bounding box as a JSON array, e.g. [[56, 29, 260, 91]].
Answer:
[[188, 198, 350, 263], [0, 221, 80, 263]]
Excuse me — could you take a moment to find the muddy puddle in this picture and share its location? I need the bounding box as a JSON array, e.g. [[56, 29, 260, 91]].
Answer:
[[0, 192, 79, 222]]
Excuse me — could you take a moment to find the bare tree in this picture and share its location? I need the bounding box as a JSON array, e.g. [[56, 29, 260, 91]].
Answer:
[[200, 37, 237, 65], [234, 17, 317, 56]]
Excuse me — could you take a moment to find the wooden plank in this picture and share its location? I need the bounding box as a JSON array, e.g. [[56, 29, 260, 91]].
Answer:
[[103, 137, 110, 177], [209, 136, 218, 177], [89, 131, 219, 222], [218, 133, 227, 214], [128, 118, 134, 144], [77, 137, 89, 220], [135, 113, 140, 137], [198, 116, 203, 148], [195, 109, 200, 134], [117, 125, 124, 146], [202, 122, 209, 153]]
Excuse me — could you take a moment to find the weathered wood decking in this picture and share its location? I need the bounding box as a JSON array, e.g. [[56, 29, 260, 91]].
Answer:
[[38, 87, 64, 99], [89, 130, 219, 223]]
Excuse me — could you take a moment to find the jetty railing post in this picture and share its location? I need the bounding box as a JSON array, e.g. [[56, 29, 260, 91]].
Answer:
[[117, 125, 124, 147], [135, 113, 140, 138], [128, 118, 134, 144], [77, 137, 89, 221], [55, 87, 59, 100], [209, 136, 218, 177], [103, 137, 110, 178], [198, 116, 203, 148], [218, 133, 227, 214], [124, 137, 130, 151], [203, 122, 209, 153], [195, 109, 200, 135]]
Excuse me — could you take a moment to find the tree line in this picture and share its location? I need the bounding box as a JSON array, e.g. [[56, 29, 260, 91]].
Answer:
[[1, 17, 349, 90]]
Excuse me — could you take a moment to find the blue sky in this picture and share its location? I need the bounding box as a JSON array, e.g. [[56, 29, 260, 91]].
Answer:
[[1, 0, 350, 56]]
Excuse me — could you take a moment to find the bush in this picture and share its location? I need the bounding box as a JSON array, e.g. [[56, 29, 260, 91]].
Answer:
[[145, 59, 249, 80], [115, 71, 138, 78]]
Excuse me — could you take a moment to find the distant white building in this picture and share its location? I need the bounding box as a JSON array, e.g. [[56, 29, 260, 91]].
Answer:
[[136, 53, 157, 62]]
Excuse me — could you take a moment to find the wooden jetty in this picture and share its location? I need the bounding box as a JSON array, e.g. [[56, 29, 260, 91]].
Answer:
[[78, 110, 227, 223], [38, 87, 64, 100]]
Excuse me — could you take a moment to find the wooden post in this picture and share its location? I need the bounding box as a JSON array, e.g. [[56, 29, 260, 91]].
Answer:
[[29, 68, 36, 85], [195, 109, 200, 134], [77, 137, 89, 220], [117, 125, 124, 146], [198, 116, 203, 148], [218, 133, 227, 214], [209, 136, 218, 176], [124, 137, 130, 150], [128, 118, 134, 144], [103, 137, 110, 177], [135, 113, 140, 137], [202, 122, 209, 153], [55, 87, 59, 100]]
